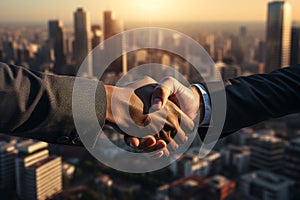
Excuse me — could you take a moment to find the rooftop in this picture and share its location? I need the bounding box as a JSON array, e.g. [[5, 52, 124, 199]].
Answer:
[[16, 139, 48, 154], [27, 156, 60, 169], [0, 141, 15, 153], [290, 137, 300, 146], [241, 170, 294, 188], [207, 175, 231, 189]]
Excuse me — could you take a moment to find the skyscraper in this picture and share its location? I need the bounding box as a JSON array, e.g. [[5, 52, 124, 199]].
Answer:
[[240, 26, 247, 39], [103, 11, 114, 40], [102, 11, 126, 75], [91, 25, 103, 49], [48, 20, 65, 74], [15, 140, 62, 200], [265, 1, 292, 73], [0, 142, 17, 190], [290, 26, 300, 65], [74, 7, 92, 75]]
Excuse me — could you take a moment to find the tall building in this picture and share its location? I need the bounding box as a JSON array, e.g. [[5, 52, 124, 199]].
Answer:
[[240, 26, 247, 39], [230, 35, 244, 64], [205, 34, 216, 60], [102, 11, 126, 75], [249, 135, 285, 170], [15, 140, 62, 200], [265, 1, 292, 73], [284, 138, 300, 186], [103, 11, 115, 40], [48, 20, 65, 74], [290, 26, 300, 65], [91, 25, 103, 49], [0, 142, 17, 190], [24, 156, 62, 200], [74, 7, 92, 75], [240, 170, 294, 200], [215, 59, 241, 80], [254, 40, 265, 63]]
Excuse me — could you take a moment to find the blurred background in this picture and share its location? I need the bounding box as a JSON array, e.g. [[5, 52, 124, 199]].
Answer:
[[0, 0, 300, 199]]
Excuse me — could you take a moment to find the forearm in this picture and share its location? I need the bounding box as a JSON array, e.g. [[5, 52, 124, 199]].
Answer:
[[222, 65, 300, 136], [196, 65, 300, 141], [0, 62, 107, 145]]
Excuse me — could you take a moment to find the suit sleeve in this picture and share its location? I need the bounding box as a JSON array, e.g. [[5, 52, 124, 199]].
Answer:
[[199, 65, 300, 141], [0, 62, 107, 145]]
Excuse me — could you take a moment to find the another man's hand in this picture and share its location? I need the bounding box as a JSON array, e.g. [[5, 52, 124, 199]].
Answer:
[[104, 77, 195, 157], [125, 77, 202, 157]]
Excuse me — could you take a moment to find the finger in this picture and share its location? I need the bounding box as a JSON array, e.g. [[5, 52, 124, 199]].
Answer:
[[152, 76, 186, 110], [138, 136, 157, 150], [159, 130, 172, 144], [173, 127, 188, 144], [149, 147, 170, 159], [143, 139, 166, 152], [176, 106, 195, 131], [149, 151, 164, 159], [151, 85, 171, 110], [124, 136, 140, 148], [163, 148, 170, 157], [167, 139, 179, 151]]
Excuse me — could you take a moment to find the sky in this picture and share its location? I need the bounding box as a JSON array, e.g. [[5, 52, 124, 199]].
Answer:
[[0, 0, 300, 24]]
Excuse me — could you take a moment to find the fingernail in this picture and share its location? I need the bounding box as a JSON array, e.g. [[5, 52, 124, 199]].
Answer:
[[152, 98, 162, 110]]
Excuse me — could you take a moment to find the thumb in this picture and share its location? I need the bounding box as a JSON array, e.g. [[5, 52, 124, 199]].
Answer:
[[151, 84, 171, 110]]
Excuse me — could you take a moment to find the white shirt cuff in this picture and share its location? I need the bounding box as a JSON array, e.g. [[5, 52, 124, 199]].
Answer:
[[192, 84, 211, 125]]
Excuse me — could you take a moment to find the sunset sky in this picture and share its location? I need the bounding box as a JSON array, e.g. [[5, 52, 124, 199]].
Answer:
[[0, 0, 299, 23]]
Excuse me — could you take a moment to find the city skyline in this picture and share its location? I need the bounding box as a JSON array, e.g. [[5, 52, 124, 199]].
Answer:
[[1, 0, 300, 24], [0, 1, 300, 200]]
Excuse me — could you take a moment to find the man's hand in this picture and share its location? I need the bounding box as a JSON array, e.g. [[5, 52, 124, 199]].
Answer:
[[151, 76, 202, 122], [125, 76, 203, 157], [104, 77, 195, 157]]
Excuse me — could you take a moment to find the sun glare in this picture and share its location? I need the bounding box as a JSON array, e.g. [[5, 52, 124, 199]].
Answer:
[[135, 0, 166, 13]]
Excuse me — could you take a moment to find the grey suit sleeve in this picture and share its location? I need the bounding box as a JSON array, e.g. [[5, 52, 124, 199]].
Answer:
[[0, 62, 107, 145], [199, 65, 300, 141]]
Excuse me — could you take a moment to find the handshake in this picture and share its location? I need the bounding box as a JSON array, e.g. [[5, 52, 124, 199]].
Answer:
[[104, 76, 206, 158]]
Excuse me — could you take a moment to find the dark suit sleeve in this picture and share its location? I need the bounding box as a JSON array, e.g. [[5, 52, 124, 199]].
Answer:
[[199, 65, 300, 141], [0, 62, 107, 145]]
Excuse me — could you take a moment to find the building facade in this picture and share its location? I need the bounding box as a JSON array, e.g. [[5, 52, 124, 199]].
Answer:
[[265, 1, 292, 72], [15, 140, 62, 200], [48, 20, 65, 74], [0, 142, 17, 190], [240, 170, 294, 200], [73, 7, 92, 75]]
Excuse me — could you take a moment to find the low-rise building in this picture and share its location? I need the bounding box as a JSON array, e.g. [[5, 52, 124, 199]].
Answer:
[[240, 170, 294, 200], [171, 148, 221, 178], [221, 145, 250, 174]]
